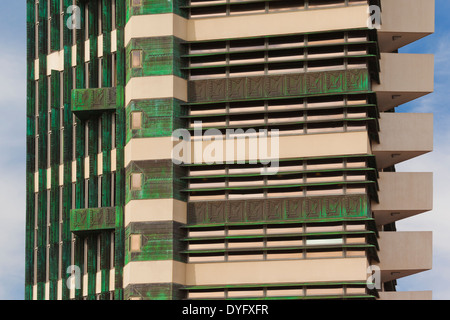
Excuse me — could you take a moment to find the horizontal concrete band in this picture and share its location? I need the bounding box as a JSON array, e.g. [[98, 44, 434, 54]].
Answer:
[[373, 112, 433, 169], [123, 258, 369, 287], [378, 291, 432, 300], [124, 131, 371, 167], [125, 199, 187, 226], [125, 76, 188, 106], [373, 53, 434, 110], [378, 0, 434, 52], [375, 231, 433, 282], [372, 172, 433, 225], [124, 6, 370, 45]]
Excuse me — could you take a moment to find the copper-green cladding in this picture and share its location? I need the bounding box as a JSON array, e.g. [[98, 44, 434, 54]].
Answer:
[[126, 0, 188, 21], [60, 0, 75, 301], [87, 0, 100, 299], [48, 70, 61, 300], [126, 98, 187, 142], [25, 0, 36, 300], [70, 207, 116, 233], [125, 221, 186, 264], [100, 0, 114, 299], [36, 0, 49, 300], [189, 69, 370, 104], [73, 0, 87, 300], [187, 194, 370, 226], [125, 160, 187, 203], [115, 0, 126, 300], [125, 283, 185, 300], [71, 87, 117, 114], [27, 0, 126, 300], [126, 36, 187, 83], [60, 0, 73, 300], [50, 0, 60, 52]]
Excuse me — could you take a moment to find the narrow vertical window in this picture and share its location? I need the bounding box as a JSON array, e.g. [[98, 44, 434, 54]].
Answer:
[[130, 173, 142, 191], [131, 111, 142, 130], [112, 0, 116, 30], [131, 50, 143, 69], [98, 0, 103, 36]]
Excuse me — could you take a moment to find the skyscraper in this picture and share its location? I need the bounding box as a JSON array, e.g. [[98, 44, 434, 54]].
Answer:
[[26, 0, 434, 300]]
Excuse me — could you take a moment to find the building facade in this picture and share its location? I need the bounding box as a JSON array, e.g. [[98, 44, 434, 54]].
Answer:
[[26, 0, 434, 300]]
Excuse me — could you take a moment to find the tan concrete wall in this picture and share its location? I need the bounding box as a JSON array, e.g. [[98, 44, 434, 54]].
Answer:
[[372, 113, 433, 169], [187, 5, 369, 42], [376, 231, 432, 282], [185, 258, 369, 286], [125, 5, 370, 45], [125, 76, 188, 106], [123, 260, 186, 287], [124, 198, 187, 227], [378, 291, 432, 300], [374, 113, 433, 152], [125, 131, 371, 167], [378, 0, 434, 52], [380, 0, 434, 34], [373, 53, 434, 110], [372, 172, 433, 225], [124, 258, 369, 287]]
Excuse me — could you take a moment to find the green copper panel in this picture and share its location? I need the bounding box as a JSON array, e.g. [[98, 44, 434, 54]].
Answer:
[[87, 235, 97, 300], [124, 283, 185, 300], [188, 194, 370, 226], [50, 0, 60, 52], [125, 160, 187, 203], [126, 0, 188, 21], [25, 0, 36, 300], [126, 98, 187, 142], [126, 36, 187, 83], [70, 207, 116, 233], [71, 87, 117, 115], [125, 221, 186, 264], [114, 0, 126, 299], [189, 69, 370, 103]]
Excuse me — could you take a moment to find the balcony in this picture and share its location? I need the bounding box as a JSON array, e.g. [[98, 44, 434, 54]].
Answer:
[[378, 291, 432, 300], [372, 172, 433, 226], [71, 87, 117, 119], [378, 0, 435, 52], [372, 53, 434, 111], [70, 207, 116, 234], [372, 113, 433, 169], [376, 231, 432, 282]]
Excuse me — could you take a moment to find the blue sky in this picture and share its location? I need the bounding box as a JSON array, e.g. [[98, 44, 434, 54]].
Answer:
[[0, 1, 448, 300], [393, 1, 450, 299]]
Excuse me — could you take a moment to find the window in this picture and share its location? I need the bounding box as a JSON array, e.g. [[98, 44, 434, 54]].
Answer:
[[131, 50, 143, 69], [130, 173, 142, 191], [131, 0, 142, 7], [129, 234, 142, 252], [112, 0, 116, 29], [131, 111, 142, 130]]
